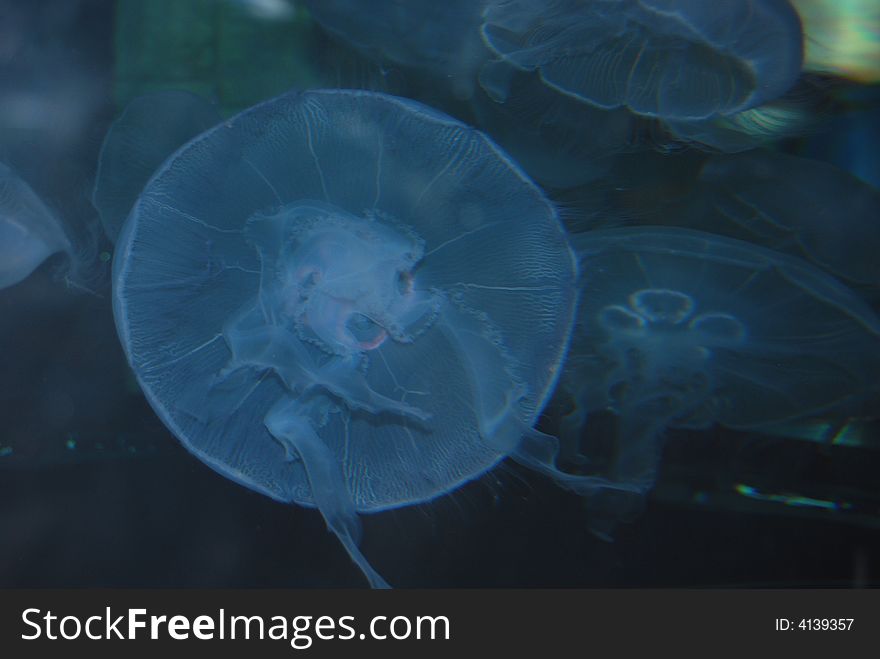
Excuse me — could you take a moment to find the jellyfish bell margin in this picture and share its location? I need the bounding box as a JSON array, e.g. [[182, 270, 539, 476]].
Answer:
[[92, 90, 223, 244]]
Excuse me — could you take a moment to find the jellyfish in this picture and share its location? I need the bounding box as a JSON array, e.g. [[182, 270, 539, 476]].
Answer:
[[304, 0, 489, 98], [695, 150, 880, 287], [560, 227, 880, 516], [479, 0, 804, 121], [663, 75, 825, 153], [92, 90, 222, 243], [470, 66, 655, 189], [595, 148, 880, 288], [0, 162, 83, 290], [112, 89, 611, 587]]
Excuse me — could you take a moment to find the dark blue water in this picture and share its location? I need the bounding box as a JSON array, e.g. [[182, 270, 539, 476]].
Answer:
[[0, 0, 878, 588]]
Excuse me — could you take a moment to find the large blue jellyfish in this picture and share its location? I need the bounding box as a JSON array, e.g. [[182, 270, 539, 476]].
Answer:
[[92, 91, 222, 243], [112, 89, 602, 587], [479, 0, 804, 120], [0, 162, 89, 290], [561, 227, 880, 510]]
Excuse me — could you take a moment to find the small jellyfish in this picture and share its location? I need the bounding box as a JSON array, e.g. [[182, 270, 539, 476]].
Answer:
[[479, 0, 804, 120], [0, 162, 78, 289], [113, 89, 599, 587], [560, 227, 880, 515], [92, 90, 222, 243]]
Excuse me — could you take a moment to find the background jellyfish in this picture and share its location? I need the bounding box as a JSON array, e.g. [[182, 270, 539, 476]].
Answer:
[[470, 67, 657, 189], [479, 0, 804, 121], [662, 75, 828, 153], [92, 90, 222, 243], [112, 88, 596, 587], [304, 0, 489, 99], [689, 150, 880, 287], [558, 227, 880, 522], [303, 1, 684, 191], [696, 150, 880, 287], [577, 148, 880, 291], [0, 162, 93, 290]]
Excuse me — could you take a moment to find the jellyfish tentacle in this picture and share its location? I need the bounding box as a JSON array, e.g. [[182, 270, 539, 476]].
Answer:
[[222, 305, 430, 423], [435, 301, 528, 453], [316, 357, 431, 422], [512, 424, 644, 497], [612, 402, 675, 494], [557, 403, 588, 467], [0, 162, 77, 289], [265, 397, 390, 589], [574, 403, 675, 540]]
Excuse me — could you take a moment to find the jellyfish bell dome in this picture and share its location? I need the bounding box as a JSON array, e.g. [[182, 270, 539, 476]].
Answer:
[[560, 227, 880, 503], [573, 227, 880, 427], [480, 0, 805, 121], [113, 89, 581, 586]]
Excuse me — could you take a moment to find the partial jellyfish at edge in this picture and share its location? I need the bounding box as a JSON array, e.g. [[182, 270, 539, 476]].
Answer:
[[111, 88, 629, 587], [694, 150, 880, 288], [556, 226, 880, 532], [479, 0, 804, 121], [0, 161, 96, 291], [304, 0, 490, 100], [590, 149, 880, 290], [663, 74, 830, 153]]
